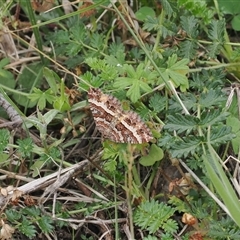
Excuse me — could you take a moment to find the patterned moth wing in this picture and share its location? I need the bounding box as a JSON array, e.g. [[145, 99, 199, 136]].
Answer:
[[88, 88, 153, 144]]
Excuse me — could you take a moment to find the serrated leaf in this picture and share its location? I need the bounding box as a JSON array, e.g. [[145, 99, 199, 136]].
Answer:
[[170, 137, 202, 158], [180, 16, 199, 38], [165, 55, 189, 91], [149, 94, 166, 113], [19, 217, 36, 238], [22, 207, 40, 217], [134, 200, 176, 234], [208, 19, 225, 43], [179, 40, 198, 59], [5, 209, 21, 222], [143, 15, 159, 31], [165, 114, 197, 133], [200, 110, 229, 127], [38, 216, 54, 233], [114, 63, 153, 102], [210, 126, 235, 145], [199, 89, 226, 108], [162, 219, 178, 234]]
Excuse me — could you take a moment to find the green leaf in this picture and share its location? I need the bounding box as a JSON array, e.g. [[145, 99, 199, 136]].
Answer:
[[204, 141, 240, 228], [53, 96, 71, 111], [5, 209, 21, 222], [13, 63, 43, 108], [165, 114, 197, 134], [217, 0, 240, 15], [43, 109, 59, 125], [30, 159, 48, 177], [143, 15, 159, 31], [114, 63, 153, 102], [149, 94, 166, 113], [0, 58, 16, 91], [164, 55, 189, 92], [226, 116, 240, 154], [38, 216, 54, 233], [170, 136, 202, 158], [134, 200, 176, 234], [22, 206, 40, 217], [179, 40, 198, 59], [198, 89, 226, 108], [207, 20, 225, 57], [19, 217, 36, 238], [43, 67, 60, 94], [0, 129, 10, 152], [180, 16, 199, 38], [231, 15, 240, 31], [135, 7, 155, 21], [200, 110, 229, 127], [139, 144, 164, 166], [210, 126, 235, 145], [28, 88, 55, 110], [17, 138, 33, 158]]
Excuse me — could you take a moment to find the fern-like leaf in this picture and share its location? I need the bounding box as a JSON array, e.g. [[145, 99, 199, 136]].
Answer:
[[179, 40, 198, 59], [199, 89, 226, 108], [170, 136, 202, 158], [37, 216, 54, 234], [165, 114, 198, 134], [180, 16, 199, 38], [210, 126, 235, 145], [134, 200, 176, 234], [200, 110, 229, 127], [19, 217, 36, 238]]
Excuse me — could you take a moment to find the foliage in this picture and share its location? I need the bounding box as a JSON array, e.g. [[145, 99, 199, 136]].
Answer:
[[0, 0, 240, 239], [6, 207, 54, 238], [134, 199, 178, 235]]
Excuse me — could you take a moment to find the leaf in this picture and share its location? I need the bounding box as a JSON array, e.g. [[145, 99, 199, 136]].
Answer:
[[179, 40, 198, 59], [170, 136, 202, 158], [165, 114, 197, 134], [17, 138, 33, 158], [180, 16, 199, 38], [28, 88, 55, 110], [135, 7, 155, 21], [203, 142, 240, 228], [13, 63, 43, 108], [207, 19, 225, 57], [114, 63, 153, 102], [149, 94, 166, 113], [231, 14, 240, 31], [43, 109, 59, 125], [143, 15, 159, 31], [38, 216, 54, 233], [200, 110, 229, 127], [22, 206, 40, 217], [226, 116, 240, 154], [164, 55, 189, 92], [198, 89, 226, 108], [19, 217, 36, 238], [134, 200, 176, 234], [210, 126, 235, 145], [139, 144, 164, 166], [43, 67, 60, 94], [0, 129, 10, 152]]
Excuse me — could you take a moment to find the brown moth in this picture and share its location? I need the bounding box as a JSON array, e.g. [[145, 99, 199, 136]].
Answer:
[[88, 88, 153, 144]]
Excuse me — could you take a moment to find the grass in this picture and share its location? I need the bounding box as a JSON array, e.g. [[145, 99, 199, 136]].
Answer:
[[0, 0, 240, 239]]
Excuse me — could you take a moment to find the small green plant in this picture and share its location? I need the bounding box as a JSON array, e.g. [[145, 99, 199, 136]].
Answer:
[[6, 207, 54, 238], [134, 199, 178, 236]]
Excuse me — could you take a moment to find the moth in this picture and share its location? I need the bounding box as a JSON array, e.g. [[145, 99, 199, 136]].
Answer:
[[88, 88, 153, 144]]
